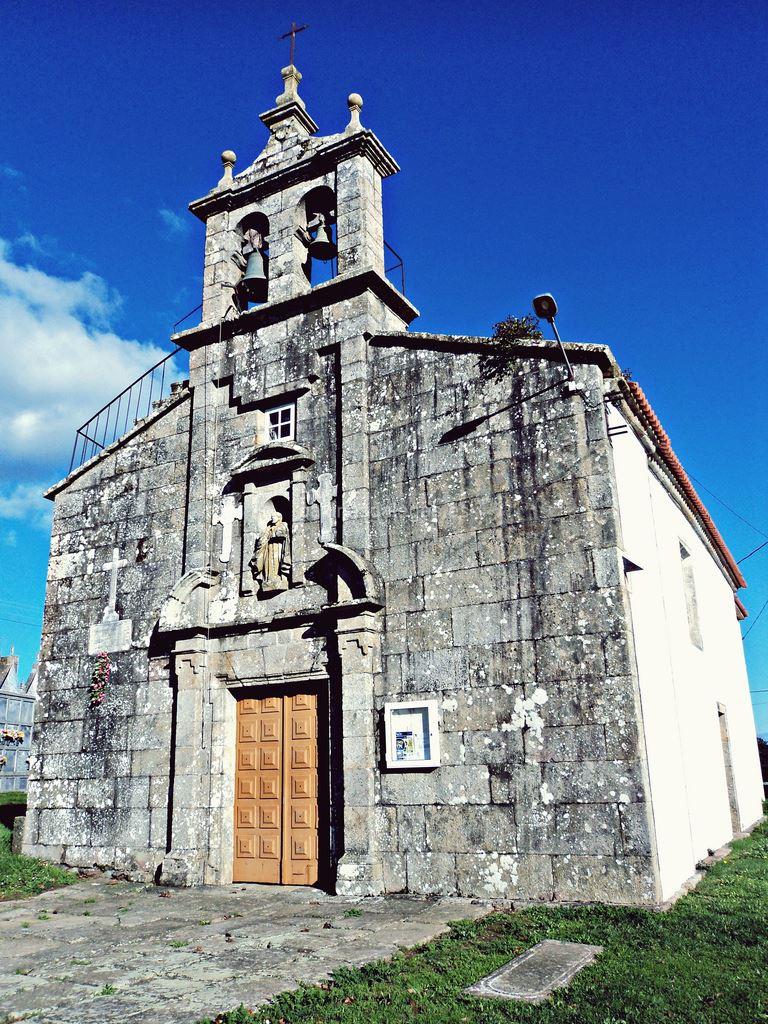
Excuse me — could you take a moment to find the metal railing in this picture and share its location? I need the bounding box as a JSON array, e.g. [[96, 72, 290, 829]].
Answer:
[[384, 239, 405, 295], [69, 346, 189, 473], [67, 305, 200, 474], [64, 243, 407, 479]]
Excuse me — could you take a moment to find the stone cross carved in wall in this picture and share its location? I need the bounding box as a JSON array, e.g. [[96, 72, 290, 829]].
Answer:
[[102, 547, 127, 622], [249, 514, 291, 593], [88, 545, 132, 656], [306, 473, 336, 543], [212, 496, 242, 563]]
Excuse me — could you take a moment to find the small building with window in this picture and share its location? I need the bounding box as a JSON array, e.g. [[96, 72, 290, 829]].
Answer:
[[25, 64, 762, 904], [0, 653, 38, 793]]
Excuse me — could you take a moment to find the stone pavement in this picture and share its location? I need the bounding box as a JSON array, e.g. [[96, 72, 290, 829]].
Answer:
[[0, 877, 490, 1023]]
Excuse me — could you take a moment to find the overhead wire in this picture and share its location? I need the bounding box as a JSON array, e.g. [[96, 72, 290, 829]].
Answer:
[[0, 614, 40, 628], [679, 474, 768, 639], [689, 474, 768, 540], [0, 597, 44, 613], [743, 598, 768, 640], [738, 539, 768, 565]]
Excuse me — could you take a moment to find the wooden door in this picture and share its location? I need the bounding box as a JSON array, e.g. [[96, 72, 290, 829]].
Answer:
[[282, 692, 319, 884], [234, 692, 319, 885]]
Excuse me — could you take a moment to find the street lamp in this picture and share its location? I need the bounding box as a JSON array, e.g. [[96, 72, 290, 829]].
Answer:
[[532, 293, 575, 384]]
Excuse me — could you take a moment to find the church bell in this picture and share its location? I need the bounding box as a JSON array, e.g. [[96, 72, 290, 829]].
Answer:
[[240, 250, 268, 303], [307, 217, 337, 262]]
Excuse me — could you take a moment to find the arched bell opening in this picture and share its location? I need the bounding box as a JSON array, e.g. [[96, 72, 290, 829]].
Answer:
[[236, 211, 270, 308], [297, 185, 337, 287]]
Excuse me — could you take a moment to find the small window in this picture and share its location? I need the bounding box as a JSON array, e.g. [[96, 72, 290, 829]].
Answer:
[[267, 403, 295, 441], [679, 542, 703, 649]]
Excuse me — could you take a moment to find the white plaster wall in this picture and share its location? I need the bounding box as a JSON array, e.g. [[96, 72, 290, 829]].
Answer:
[[609, 404, 763, 901]]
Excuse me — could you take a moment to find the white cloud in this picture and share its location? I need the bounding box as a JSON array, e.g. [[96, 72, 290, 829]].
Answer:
[[0, 484, 52, 531], [0, 239, 179, 473], [13, 232, 51, 257], [2, 530, 18, 547], [0, 165, 22, 180], [158, 208, 190, 236]]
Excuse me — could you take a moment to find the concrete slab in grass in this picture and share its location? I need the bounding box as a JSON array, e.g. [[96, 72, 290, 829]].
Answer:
[[465, 939, 603, 1003]]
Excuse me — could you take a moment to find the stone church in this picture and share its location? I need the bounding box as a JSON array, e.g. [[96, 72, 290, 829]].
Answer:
[[25, 65, 763, 904]]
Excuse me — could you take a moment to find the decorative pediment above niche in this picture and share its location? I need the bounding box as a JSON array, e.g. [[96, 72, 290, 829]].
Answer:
[[224, 440, 318, 598], [230, 440, 315, 483]]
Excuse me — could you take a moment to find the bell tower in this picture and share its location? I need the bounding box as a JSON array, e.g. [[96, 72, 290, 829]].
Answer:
[[156, 64, 418, 893], [188, 64, 411, 326]]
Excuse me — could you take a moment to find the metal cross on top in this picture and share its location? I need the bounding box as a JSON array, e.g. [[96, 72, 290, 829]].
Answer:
[[278, 21, 309, 66]]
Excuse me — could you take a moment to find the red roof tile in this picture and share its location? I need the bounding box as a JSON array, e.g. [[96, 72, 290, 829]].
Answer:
[[621, 379, 746, 590]]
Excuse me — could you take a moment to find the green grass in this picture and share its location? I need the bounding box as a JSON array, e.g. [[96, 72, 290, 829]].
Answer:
[[202, 817, 768, 1024], [0, 822, 77, 901], [0, 791, 27, 807]]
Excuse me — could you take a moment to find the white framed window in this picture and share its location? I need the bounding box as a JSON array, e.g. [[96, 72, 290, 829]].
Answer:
[[267, 402, 295, 441], [384, 700, 441, 770]]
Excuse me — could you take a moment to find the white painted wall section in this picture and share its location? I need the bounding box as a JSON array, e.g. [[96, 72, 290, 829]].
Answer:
[[608, 403, 763, 902]]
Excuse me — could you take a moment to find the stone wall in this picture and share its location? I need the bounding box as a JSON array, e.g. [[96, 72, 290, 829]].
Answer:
[[367, 338, 656, 903], [26, 304, 657, 902], [25, 391, 192, 877]]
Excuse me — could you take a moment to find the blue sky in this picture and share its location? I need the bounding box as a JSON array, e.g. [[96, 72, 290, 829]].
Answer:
[[1, 0, 766, 734]]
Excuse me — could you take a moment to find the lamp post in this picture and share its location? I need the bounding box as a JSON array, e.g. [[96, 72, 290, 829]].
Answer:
[[532, 293, 576, 384]]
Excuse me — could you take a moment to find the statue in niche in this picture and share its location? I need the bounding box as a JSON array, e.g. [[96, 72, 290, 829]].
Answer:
[[250, 513, 291, 593]]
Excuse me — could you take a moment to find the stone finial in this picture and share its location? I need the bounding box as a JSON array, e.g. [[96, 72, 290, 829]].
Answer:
[[276, 65, 306, 109], [218, 150, 236, 187], [345, 93, 364, 134]]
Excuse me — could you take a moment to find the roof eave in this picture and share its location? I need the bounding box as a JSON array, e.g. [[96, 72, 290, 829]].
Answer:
[[620, 378, 746, 590]]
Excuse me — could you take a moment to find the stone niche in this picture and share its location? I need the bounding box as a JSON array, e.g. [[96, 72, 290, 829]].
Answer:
[[227, 439, 317, 596]]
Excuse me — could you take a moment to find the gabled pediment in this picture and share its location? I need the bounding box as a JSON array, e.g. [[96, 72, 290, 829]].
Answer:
[[230, 440, 315, 483]]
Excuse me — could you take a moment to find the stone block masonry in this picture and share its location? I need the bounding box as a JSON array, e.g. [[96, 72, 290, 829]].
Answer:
[[26, 391, 191, 878], [368, 339, 655, 902], [26, 327, 657, 900]]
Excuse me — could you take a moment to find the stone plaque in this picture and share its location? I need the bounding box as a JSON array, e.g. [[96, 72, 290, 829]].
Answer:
[[465, 939, 603, 1003], [88, 617, 132, 656]]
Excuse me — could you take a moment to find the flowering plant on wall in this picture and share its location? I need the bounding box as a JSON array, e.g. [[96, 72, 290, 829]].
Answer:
[[0, 728, 24, 743], [89, 652, 111, 707], [0, 754, 7, 767]]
